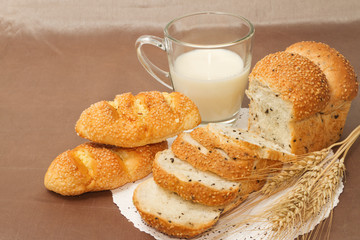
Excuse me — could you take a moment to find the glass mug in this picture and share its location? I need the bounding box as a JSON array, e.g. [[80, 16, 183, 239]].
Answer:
[[136, 11, 254, 124]]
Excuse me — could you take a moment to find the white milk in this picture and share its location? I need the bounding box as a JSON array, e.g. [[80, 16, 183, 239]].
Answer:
[[170, 49, 249, 122]]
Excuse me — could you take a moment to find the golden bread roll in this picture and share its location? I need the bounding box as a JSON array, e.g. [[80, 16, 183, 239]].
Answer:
[[75, 91, 201, 148], [44, 141, 168, 196]]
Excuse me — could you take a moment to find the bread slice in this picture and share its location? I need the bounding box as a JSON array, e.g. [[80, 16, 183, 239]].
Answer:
[[44, 141, 167, 196], [153, 149, 259, 206], [133, 178, 246, 238], [133, 178, 219, 238], [207, 123, 293, 160], [75, 91, 201, 148], [171, 124, 287, 181]]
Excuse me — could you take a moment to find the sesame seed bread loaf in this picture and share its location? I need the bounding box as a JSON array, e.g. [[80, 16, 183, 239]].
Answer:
[[133, 178, 247, 238], [153, 149, 258, 206], [246, 51, 333, 154], [171, 124, 287, 181], [75, 91, 201, 148], [247, 47, 358, 154], [44, 141, 167, 196], [285, 41, 358, 148]]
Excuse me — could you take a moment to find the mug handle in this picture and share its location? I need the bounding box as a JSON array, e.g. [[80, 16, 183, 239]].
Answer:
[[135, 35, 173, 90]]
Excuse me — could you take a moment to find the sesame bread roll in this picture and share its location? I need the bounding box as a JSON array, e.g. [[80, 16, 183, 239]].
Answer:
[[75, 91, 201, 148], [246, 51, 334, 154], [44, 141, 167, 196]]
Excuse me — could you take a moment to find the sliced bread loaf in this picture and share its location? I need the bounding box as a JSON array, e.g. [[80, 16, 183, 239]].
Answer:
[[153, 149, 259, 206], [245, 50, 357, 154]]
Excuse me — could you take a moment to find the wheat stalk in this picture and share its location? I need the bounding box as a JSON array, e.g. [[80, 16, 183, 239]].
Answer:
[[261, 149, 329, 195], [270, 166, 321, 231], [305, 160, 345, 221]]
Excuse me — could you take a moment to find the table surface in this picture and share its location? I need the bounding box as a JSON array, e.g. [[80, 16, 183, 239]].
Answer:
[[1, 9, 359, 240]]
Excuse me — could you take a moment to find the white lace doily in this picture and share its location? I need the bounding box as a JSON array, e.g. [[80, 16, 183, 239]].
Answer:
[[111, 108, 344, 240]]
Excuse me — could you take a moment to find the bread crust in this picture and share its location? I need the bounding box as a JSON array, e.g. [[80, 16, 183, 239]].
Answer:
[[134, 205, 216, 239], [285, 41, 358, 105], [75, 91, 201, 148], [289, 101, 351, 154], [321, 101, 351, 147], [249, 51, 330, 121], [44, 141, 167, 196]]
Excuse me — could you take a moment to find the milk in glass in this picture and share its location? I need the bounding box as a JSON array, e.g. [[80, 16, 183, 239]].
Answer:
[[170, 49, 249, 122]]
